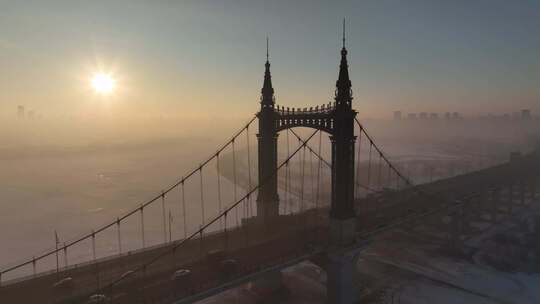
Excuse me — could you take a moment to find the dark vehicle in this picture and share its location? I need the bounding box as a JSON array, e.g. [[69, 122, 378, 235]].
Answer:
[[220, 259, 238, 278], [171, 269, 191, 281], [52, 277, 74, 290]]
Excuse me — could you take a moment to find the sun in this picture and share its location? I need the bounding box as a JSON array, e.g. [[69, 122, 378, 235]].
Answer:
[[91, 73, 116, 94]]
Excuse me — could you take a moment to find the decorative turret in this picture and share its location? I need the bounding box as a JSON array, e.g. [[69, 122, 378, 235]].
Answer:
[[335, 19, 352, 109], [261, 37, 275, 108], [257, 37, 279, 218]]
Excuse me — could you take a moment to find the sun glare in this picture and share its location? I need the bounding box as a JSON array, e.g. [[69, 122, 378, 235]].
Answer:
[[91, 73, 116, 94]]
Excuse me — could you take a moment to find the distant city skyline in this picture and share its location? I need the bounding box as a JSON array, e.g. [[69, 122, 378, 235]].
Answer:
[[1, 0, 539, 120]]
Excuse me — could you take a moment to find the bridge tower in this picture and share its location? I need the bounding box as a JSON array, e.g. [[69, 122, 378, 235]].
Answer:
[[326, 21, 358, 304], [329, 22, 357, 235], [256, 38, 280, 218], [256, 22, 359, 304]]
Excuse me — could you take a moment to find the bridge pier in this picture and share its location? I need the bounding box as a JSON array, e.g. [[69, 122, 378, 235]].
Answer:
[[530, 179, 537, 202], [491, 188, 501, 222], [247, 270, 286, 302], [448, 206, 465, 253], [507, 182, 515, 213], [520, 180, 526, 205], [326, 251, 356, 304]]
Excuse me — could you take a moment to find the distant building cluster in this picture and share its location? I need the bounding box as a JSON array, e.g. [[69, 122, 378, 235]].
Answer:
[[393, 109, 536, 122], [16, 105, 38, 120], [394, 111, 462, 121]]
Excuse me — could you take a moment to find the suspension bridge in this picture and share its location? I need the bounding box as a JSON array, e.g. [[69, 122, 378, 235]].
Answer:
[[1, 33, 540, 304]]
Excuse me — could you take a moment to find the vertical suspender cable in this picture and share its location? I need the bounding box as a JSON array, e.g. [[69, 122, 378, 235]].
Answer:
[[298, 137, 304, 213], [283, 129, 292, 214], [377, 152, 383, 190], [161, 192, 167, 243], [168, 210, 172, 243], [181, 180, 187, 239], [396, 166, 400, 189], [309, 147, 314, 208], [301, 145, 306, 213], [63, 243, 68, 267], [316, 131, 322, 211], [232, 139, 238, 226], [355, 128, 362, 198], [116, 218, 122, 254], [200, 167, 205, 226], [91, 230, 96, 260], [140, 206, 145, 248], [224, 211, 229, 251], [246, 125, 252, 218], [387, 163, 391, 188], [216, 154, 223, 229], [367, 141, 373, 188]]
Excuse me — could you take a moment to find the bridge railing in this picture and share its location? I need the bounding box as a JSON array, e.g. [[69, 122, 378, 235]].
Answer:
[[275, 102, 336, 115]]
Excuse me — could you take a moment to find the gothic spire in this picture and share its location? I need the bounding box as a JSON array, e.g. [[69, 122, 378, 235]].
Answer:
[[335, 19, 352, 108], [261, 36, 274, 106]]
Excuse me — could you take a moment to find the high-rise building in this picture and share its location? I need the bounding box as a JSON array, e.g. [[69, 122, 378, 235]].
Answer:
[[17, 105, 25, 119], [407, 113, 417, 120], [429, 113, 439, 120], [444, 112, 451, 120], [419, 112, 428, 120], [393, 111, 402, 120], [521, 109, 532, 120]]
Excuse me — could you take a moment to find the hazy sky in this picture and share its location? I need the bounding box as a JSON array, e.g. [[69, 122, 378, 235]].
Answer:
[[1, 0, 539, 119]]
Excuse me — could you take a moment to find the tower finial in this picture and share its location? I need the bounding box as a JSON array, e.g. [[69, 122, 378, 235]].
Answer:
[[342, 18, 346, 48], [266, 36, 269, 61], [261, 36, 274, 106]]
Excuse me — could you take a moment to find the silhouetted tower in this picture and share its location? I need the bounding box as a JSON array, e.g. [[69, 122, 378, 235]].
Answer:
[[256, 38, 279, 218], [17, 105, 25, 119], [330, 23, 357, 221]]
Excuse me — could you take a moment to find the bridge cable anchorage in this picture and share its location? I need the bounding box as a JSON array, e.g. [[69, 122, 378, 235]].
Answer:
[[0, 116, 257, 278], [91, 129, 320, 298]]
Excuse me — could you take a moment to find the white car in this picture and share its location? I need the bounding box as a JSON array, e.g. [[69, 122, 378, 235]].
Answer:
[[52, 277, 73, 289], [171, 269, 191, 281], [87, 294, 108, 303], [120, 270, 136, 280]]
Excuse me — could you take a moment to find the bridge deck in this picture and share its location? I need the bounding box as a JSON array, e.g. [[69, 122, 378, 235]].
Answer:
[[1, 151, 539, 304]]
